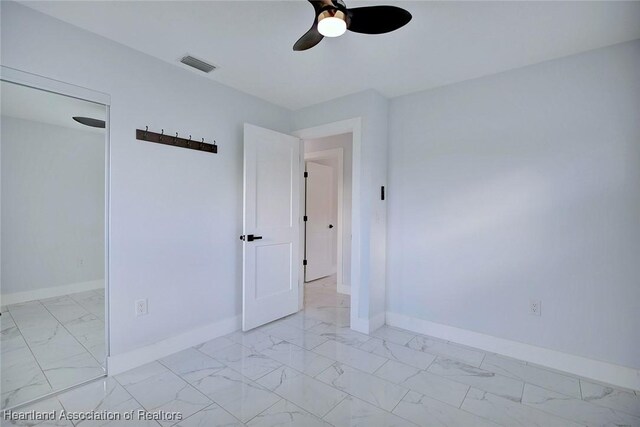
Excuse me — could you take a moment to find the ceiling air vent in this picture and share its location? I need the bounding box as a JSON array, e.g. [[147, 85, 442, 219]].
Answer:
[[180, 55, 216, 73]]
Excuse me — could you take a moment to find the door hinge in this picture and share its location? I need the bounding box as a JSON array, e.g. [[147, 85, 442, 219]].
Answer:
[[303, 215, 308, 222], [304, 171, 308, 178], [303, 259, 307, 266]]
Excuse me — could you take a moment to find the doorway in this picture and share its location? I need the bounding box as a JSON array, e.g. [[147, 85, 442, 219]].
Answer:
[[302, 133, 353, 327], [241, 119, 364, 333], [303, 134, 352, 298]]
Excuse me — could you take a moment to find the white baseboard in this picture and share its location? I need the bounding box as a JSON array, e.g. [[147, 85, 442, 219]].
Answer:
[[349, 312, 385, 334], [1, 279, 104, 305], [370, 312, 386, 332], [337, 283, 351, 295], [386, 312, 640, 392], [107, 315, 240, 375], [350, 315, 369, 334]]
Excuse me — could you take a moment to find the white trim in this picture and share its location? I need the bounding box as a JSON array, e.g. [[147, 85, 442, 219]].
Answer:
[[304, 148, 346, 294], [107, 315, 241, 375], [1, 280, 104, 305], [350, 316, 370, 335], [294, 118, 360, 140], [0, 65, 111, 105], [337, 284, 351, 295], [104, 104, 111, 372], [370, 312, 386, 332], [386, 312, 640, 392], [293, 119, 363, 333]]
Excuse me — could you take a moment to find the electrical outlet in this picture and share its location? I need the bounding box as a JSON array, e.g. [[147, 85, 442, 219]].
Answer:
[[135, 299, 148, 317], [529, 299, 541, 316], [77, 258, 84, 267]]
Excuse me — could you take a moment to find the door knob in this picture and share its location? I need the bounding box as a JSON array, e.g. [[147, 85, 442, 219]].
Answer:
[[240, 234, 263, 242], [328, 224, 334, 229]]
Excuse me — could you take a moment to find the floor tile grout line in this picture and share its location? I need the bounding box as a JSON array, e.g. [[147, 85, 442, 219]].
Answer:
[[307, 342, 389, 377], [322, 386, 419, 427], [233, 292, 621, 425], [241, 326, 415, 422], [192, 336, 237, 358], [402, 336, 484, 369], [420, 358, 527, 403], [166, 402, 233, 427], [5, 300, 56, 392], [311, 360, 419, 419], [479, 355, 608, 401], [389, 388, 411, 414], [408, 385, 526, 427], [518, 392, 606, 426], [372, 358, 392, 376], [67, 292, 102, 318], [520, 381, 640, 426], [458, 385, 471, 409], [241, 397, 285, 425], [111, 371, 172, 423], [319, 394, 349, 421], [39, 295, 105, 367], [253, 364, 348, 420], [453, 388, 524, 427], [578, 378, 584, 400], [153, 357, 251, 426], [154, 358, 221, 407], [461, 387, 573, 427]]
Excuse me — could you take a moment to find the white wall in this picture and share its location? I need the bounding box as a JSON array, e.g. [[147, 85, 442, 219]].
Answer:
[[387, 40, 640, 369], [305, 133, 353, 292], [1, 116, 104, 298], [1, 2, 291, 358], [293, 91, 389, 331]]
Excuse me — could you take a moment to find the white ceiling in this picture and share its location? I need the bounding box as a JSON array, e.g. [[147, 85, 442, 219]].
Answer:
[[21, 1, 640, 110], [1, 81, 106, 134]]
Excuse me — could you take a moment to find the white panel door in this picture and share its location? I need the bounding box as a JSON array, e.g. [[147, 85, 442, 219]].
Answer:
[[305, 162, 334, 281], [242, 123, 300, 331]]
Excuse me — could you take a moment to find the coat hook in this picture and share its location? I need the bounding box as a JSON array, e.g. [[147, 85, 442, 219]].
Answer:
[[159, 129, 164, 142], [174, 132, 179, 145], [187, 135, 191, 148], [143, 126, 148, 139]]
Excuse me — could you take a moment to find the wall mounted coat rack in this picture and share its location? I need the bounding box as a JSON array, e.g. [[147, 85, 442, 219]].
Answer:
[[136, 127, 217, 154]]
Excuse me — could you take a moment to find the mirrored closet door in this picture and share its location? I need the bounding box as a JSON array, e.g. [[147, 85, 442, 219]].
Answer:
[[1, 80, 107, 410]]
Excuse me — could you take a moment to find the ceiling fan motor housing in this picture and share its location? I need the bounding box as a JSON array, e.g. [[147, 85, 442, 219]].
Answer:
[[318, 8, 350, 28], [319, 1, 350, 24]]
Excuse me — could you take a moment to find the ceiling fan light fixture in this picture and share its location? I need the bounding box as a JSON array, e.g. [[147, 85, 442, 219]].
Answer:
[[317, 9, 347, 38]]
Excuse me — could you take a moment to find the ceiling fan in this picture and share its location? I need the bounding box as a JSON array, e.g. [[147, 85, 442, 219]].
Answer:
[[293, 0, 412, 51]]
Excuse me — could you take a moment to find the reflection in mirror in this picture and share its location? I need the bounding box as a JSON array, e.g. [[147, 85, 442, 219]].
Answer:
[[1, 81, 107, 409]]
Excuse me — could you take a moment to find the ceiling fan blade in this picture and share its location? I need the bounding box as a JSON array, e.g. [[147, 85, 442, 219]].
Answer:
[[347, 5, 412, 34], [293, 0, 327, 51], [293, 26, 324, 51]]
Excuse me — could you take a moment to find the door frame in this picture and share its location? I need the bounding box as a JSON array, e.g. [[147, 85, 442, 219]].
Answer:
[[304, 148, 347, 294], [293, 118, 365, 333], [0, 66, 111, 383]]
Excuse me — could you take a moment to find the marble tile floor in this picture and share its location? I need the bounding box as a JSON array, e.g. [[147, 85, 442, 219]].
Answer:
[[1, 289, 106, 410], [4, 277, 640, 426]]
